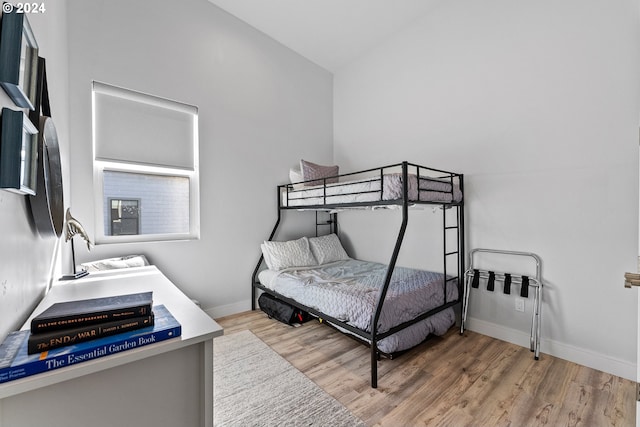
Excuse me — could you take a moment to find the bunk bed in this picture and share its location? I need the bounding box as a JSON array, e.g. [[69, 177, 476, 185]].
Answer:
[[251, 161, 465, 388]]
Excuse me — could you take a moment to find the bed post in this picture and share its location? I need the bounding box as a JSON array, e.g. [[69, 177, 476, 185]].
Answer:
[[251, 187, 283, 311], [370, 161, 410, 388]]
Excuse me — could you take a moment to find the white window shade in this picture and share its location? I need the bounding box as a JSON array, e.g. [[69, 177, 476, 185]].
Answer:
[[92, 81, 197, 170], [91, 81, 200, 244]]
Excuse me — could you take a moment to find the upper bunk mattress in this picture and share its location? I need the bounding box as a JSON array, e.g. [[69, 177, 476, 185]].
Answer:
[[258, 259, 458, 353], [281, 173, 462, 208]]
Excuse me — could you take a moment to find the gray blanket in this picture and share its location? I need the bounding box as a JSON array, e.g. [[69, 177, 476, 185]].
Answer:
[[258, 259, 458, 353]]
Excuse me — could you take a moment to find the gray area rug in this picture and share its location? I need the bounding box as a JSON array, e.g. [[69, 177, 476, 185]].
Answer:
[[214, 330, 366, 427]]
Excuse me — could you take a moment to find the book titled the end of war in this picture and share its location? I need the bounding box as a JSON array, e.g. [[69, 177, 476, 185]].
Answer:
[[0, 305, 180, 385]]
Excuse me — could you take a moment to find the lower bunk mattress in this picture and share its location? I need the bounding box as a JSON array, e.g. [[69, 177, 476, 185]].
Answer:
[[258, 259, 458, 353]]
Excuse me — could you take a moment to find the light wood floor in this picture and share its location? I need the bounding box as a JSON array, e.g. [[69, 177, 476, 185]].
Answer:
[[216, 310, 635, 426]]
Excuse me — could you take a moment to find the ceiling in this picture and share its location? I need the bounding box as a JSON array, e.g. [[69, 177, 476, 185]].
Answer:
[[208, 0, 440, 73]]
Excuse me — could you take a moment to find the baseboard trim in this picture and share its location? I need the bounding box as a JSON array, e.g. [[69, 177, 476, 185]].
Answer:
[[205, 299, 252, 320], [466, 317, 635, 381]]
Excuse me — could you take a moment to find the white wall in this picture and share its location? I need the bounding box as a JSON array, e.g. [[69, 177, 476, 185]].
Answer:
[[0, 0, 69, 340], [334, 0, 640, 379], [66, 0, 333, 317]]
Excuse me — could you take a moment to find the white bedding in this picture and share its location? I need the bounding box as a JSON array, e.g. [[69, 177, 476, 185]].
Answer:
[[258, 259, 457, 353], [281, 173, 462, 207]]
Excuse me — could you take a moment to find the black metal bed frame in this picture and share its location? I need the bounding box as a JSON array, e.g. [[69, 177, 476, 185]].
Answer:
[[251, 161, 465, 388]]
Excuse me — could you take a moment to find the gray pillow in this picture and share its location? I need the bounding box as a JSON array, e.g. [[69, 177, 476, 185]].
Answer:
[[308, 234, 349, 265], [261, 237, 317, 270], [300, 159, 339, 187]]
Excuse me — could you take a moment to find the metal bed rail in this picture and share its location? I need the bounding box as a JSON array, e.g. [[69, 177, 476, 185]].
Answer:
[[460, 248, 543, 360], [279, 161, 463, 211]]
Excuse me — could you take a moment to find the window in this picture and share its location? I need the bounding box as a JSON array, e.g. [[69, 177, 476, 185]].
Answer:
[[92, 81, 199, 244]]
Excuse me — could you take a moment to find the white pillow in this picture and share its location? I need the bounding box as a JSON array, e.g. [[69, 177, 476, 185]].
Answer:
[[80, 255, 149, 272], [308, 234, 349, 265], [260, 243, 274, 270], [261, 237, 317, 270], [289, 168, 305, 190]]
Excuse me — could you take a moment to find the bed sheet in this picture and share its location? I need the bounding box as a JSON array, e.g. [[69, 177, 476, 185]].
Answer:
[[282, 173, 462, 207], [258, 259, 458, 353]]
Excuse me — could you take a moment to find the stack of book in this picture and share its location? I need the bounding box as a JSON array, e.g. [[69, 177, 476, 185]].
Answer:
[[0, 292, 182, 384], [28, 291, 155, 353]]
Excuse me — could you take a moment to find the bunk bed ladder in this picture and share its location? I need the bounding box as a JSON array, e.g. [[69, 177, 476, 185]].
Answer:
[[440, 170, 464, 310], [443, 205, 460, 305], [315, 211, 337, 236], [449, 176, 465, 321]]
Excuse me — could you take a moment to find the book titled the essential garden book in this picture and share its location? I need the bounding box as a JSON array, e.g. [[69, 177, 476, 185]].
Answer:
[[0, 305, 180, 384], [30, 291, 153, 333]]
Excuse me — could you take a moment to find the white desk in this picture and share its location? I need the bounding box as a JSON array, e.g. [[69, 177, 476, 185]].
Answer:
[[0, 266, 223, 427]]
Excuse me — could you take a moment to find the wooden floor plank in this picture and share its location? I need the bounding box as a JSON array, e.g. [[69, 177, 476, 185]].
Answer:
[[215, 310, 636, 426], [396, 339, 511, 426]]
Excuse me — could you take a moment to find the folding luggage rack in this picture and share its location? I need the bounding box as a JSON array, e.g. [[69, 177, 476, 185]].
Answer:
[[460, 248, 543, 359]]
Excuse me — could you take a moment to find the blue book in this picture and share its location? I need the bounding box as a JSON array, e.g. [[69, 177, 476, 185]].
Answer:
[[0, 305, 180, 384]]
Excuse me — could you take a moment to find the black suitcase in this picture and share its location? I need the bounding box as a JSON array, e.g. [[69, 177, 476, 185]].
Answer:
[[258, 293, 310, 325]]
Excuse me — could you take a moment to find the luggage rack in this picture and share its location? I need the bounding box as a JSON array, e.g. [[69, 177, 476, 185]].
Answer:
[[460, 248, 543, 360]]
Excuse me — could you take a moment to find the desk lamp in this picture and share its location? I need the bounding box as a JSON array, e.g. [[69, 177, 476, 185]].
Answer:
[[60, 208, 92, 280]]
